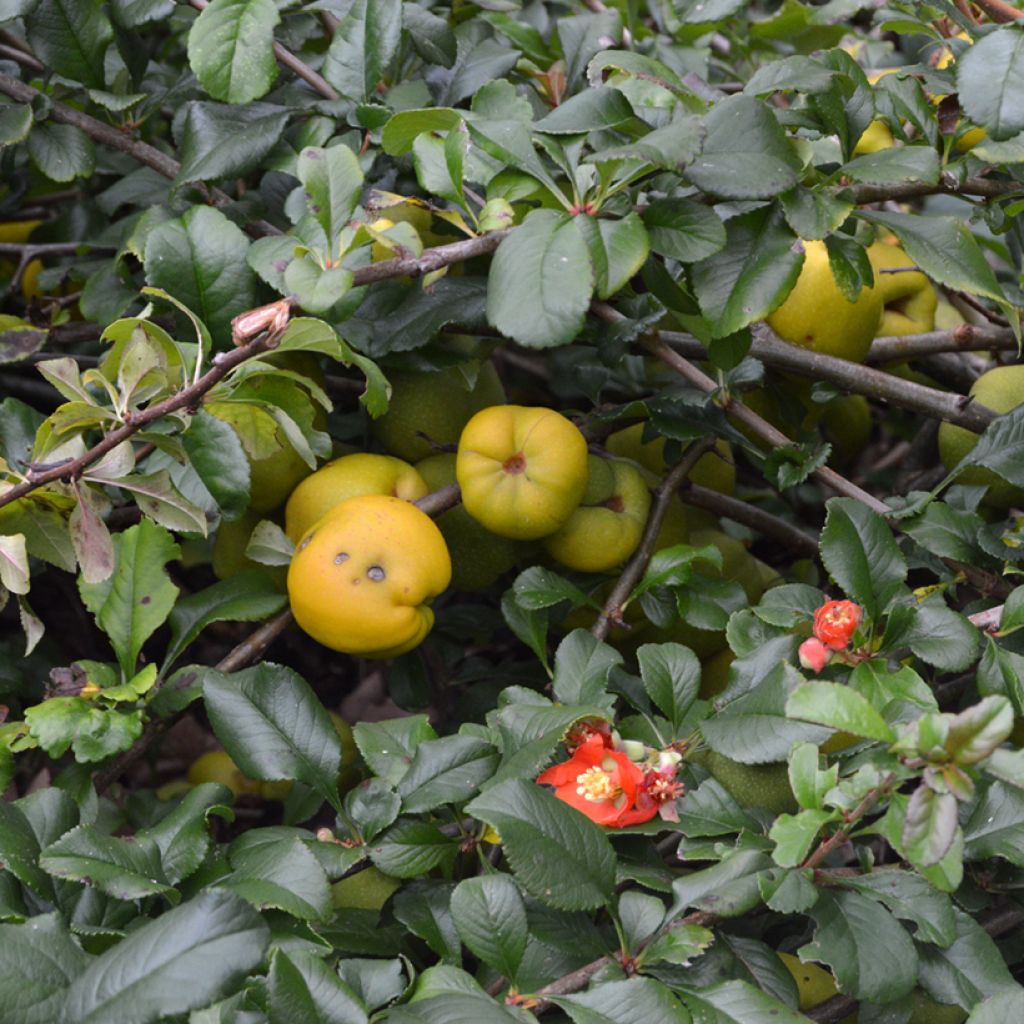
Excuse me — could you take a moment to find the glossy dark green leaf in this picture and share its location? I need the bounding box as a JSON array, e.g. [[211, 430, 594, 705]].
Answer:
[[690, 206, 803, 337], [637, 643, 700, 736], [176, 101, 290, 184], [0, 913, 89, 1024], [203, 662, 342, 810], [552, 978, 690, 1024], [642, 198, 726, 263], [670, 849, 775, 919], [837, 870, 956, 948], [688, 96, 801, 199], [144, 206, 256, 348], [466, 780, 617, 910], [354, 715, 436, 786], [960, 405, 1024, 489], [819, 497, 906, 619], [786, 681, 896, 743], [180, 409, 251, 522], [268, 948, 368, 1024], [368, 818, 459, 878], [186, 0, 279, 104], [26, 0, 112, 89], [551, 629, 621, 707], [957, 27, 1024, 140], [450, 875, 527, 983], [841, 146, 940, 187], [61, 889, 269, 1023], [575, 213, 649, 299], [682, 980, 808, 1024], [324, 0, 402, 102], [534, 87, 635, 134], [487, 210, 593, 348], [26, 122, 96, 183], [396, 735, 499, 813], [392, 880, 460, 963]]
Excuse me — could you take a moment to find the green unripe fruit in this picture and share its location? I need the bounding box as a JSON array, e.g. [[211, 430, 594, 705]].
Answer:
[[938, 365, 1024, 509], [695, 750, 798, 814], [372, 362, 506, 462], [330, 866, 402, 911]]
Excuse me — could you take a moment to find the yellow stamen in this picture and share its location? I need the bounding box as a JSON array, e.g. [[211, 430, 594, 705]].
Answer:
[[575, 766, 619, 803]]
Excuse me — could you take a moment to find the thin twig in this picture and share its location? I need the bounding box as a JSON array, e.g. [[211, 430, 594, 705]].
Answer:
[[848, 173, 1023, 203], [0, 42, 42, 72], [186, 0, 340, 101], [973, 0, 1024, 21], [681, 483, 819, 558], [414, 482, 461, 517], [592, 438, 717, 642], [868, 323, 1016, 362], [803, 775, 894, 870]]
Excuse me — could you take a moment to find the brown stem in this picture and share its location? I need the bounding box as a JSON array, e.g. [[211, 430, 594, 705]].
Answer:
[[0, 327, 281, 513], [681, 483, 819, 559], [868, 323, 1016, 362], [972, 0, 1024, 21], [349, 230, 509, 286], [414, 482, 461, 517], [592, 437, 717, 642], [803, 775, 894, 870], [186, 0, 340, 101], [0, 42, 42, 72], [848, 174, 1022, 202]]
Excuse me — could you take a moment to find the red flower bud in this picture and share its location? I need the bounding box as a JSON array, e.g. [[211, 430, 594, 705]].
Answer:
[[813, 600, 862, 651], [799, 637, 830, 674]]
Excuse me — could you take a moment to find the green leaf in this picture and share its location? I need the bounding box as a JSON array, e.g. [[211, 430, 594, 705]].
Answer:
[[354, 715, 436, 786], [138, 783, 233, 886], [203, 663, 342, 810], [801, 889, 918, 1002], [164, 573, 286, 671], [382, 108, 463, 156], [682, 980, 809, 1024], [487, 210, 593, 348], [780, 186, 854, 241], [267, 948, 367, 1024], [700, 664, 833, 763], [744, 55, 837, 96], [917, 908, 1018, 1009], [62, 889, 270, 1023], [960, 405, 1024, 489], [26, 0, 113, 89], [838, 870, 956, 948], [144, 206, 256, 348], [284, 258, 355, 315], [176, 101, 290, 184], [641, 198, 726, 264], [575, 213, 650, 300], [690, 205, 803, 337], [116, 471, 209, 535], [0, 913, 89, 1024], [687, 96, 801, 199], [769, 809, 835, 867], [511, 566, 595, 611], [450, 875, 528, 984], [297, 145, 364, 259], [24, 697, 143, 763], [841, 146, 940, 187], [901, 598, 980, 672], [637, 643, 700, 736], [670, 849, 775, 919], [324, 0, 402, 102], [396, 735, 499, 813], [857, 210, 1006, 306], [589, 117, 704, 171], [819, 497, 907, 619], [967, 990, 1024, 1022], [77, 519, 180, 679], [964, 780, 1024, 865], [786, 681, 896, 743], [902, 784, 959, 869], [552, 978, 690, 1024], [957, 26, 1024, 140], [39, 825, 175, 901], [465, 780, 617, 910], [187, 0, 280, 104], [676, 777, 761, 837], [369, 817, 459, 878], [26, 122, 96, 182], [0, 801, 52, 899], [181, 410, 251, 523], [0, 104, 32, 146], [551, 629, 621, 707], [0, 533, 29, 595], [534, 87, 636, 135], [222, 832, 331, 921], [403, 3, 456, 68]]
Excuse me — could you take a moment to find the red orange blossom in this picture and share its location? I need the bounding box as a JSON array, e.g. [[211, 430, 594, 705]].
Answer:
[[799, 599, 863, 675], [536, 732, 684, 827]]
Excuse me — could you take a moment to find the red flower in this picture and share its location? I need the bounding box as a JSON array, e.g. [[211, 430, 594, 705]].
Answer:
[[813, 600, 862, 651], [537, 734, 654, 827], [564, 718, 613, 753], [799, 637, 830, 674]]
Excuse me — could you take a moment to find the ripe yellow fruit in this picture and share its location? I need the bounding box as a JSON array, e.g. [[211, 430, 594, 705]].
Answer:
[[457, 405, 589, 540], [187, 750, 263, 800], [330, 866, 402, 911], [284, 453, 428, 544], [938, 365, 1024, 509], [767, 240, 882, 363], [868, 240, 937, 337], [372, 362, 506, 463], [853, 118, 894, 155], [605, 423, 736, 496], [415, 453, 521, 591], [697, 750, 798, 814], [288, 495, 451, 657], [543, 455, 651, 572]]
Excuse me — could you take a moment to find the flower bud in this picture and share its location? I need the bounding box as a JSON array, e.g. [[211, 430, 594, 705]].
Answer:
[[799, 637, 830, 674], [813, 599, 862, 651]]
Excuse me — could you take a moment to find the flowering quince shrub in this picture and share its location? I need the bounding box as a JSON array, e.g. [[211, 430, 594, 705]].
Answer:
[[5, 2, 1024, 1023]]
